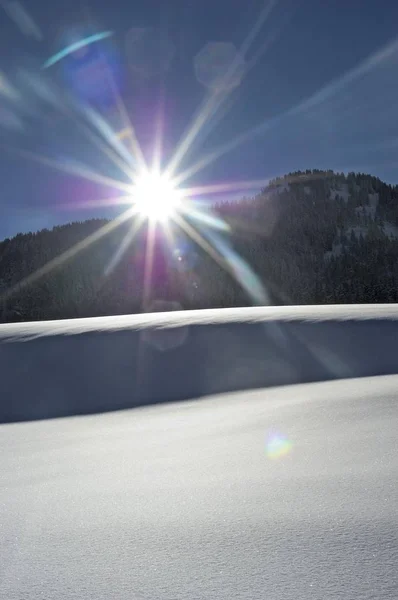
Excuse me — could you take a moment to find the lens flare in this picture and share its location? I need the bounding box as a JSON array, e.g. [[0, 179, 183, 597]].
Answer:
[[266, 433, 292, 459], [43, 31, 113, 69]]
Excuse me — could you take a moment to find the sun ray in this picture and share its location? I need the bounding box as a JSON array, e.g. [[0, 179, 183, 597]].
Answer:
[[202, 226, 269, 305], [160, 218, 177, 252], [180, 202, 230, 232], [142, 219, 157, 308], [165, 89, 227, 179], [104, 216, 144, 275], [173, 210, 268, 305], [99, 51, 148, 174], [0, 143, 133, 194], [165, 0, 278, 180], [79, 105, 138, 177], [239, 0, 279, 57], [176, 34, 398, 186], [25, 83, 137, 185], [173, 113, 282, 187], [245, 1, 297, 73], [152, 91, 165, 172], [181, 178, 272, 198], [1, 206, 138, 305], [172, 212, 231, 274], [57, 195, 133, 212], [289, 35, 398, 117]]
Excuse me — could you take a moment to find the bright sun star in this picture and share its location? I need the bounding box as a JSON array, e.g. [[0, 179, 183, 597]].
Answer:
[[132, 170, 182, 221]]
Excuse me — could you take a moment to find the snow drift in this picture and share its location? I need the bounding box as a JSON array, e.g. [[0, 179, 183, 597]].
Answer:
[[2, 304, 398, 423]]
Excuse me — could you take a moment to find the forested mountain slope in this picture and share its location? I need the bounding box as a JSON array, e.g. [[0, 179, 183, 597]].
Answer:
[[2, 169, 398, 322]]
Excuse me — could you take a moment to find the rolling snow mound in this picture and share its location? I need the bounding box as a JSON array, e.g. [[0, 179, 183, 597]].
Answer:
[[2, 304, 398, 422]]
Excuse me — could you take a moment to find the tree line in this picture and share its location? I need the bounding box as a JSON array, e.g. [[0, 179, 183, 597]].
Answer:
[[2, 169, 398, 322]]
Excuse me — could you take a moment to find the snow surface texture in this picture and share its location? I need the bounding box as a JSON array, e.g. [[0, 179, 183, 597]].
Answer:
[[1, 375, 397, 599], [382, 221, 398, 239], [324, 189, 398, 259], [2, 304, 398, 422], [329, 183, 350, 202]]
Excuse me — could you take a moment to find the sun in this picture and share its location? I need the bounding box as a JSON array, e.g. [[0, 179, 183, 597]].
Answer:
[[132, 170, 182, 221]]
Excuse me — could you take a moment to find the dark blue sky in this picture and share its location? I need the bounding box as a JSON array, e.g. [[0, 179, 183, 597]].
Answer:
[[1, 0, 398, 239]]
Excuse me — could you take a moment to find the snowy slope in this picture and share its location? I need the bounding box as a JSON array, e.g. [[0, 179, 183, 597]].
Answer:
[[1, 375, 398, 599], [1, 305, 398, 599], [2, 304, 398, 422]]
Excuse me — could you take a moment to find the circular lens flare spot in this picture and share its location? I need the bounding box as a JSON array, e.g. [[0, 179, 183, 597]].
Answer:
[[133, 171, 181, 221], [266, 433, 292, 459]]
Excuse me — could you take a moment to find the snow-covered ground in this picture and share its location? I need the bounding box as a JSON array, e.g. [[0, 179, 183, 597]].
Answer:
[[2, 305, 398, 422], [324, 243, 343, 259], [382, 221, 398, 239], [1, 305, 398, 599], [368, 191, 379, 210], [271, 181, 290, 195], [354, 193, 378, 219], [348, 225, 369, 239], [1, 375, 397, 599], [329, 183, 350, 202]]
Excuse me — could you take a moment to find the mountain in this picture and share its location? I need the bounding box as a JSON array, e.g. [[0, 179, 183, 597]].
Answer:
[[219, 169, 398, 305], [1, 169, 398, 322]]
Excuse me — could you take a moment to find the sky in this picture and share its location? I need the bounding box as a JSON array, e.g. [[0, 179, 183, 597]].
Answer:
[[1, 0, 398, 239]]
